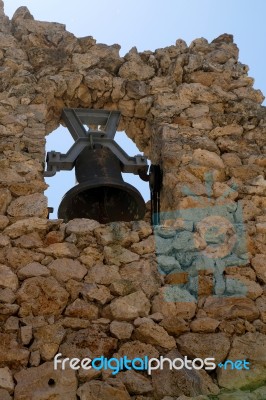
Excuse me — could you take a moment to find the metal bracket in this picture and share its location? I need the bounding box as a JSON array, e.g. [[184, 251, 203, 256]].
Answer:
[[44, 108, 149, 177]]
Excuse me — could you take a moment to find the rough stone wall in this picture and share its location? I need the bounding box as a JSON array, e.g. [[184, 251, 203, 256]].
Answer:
[[0, 1, 266, 399]]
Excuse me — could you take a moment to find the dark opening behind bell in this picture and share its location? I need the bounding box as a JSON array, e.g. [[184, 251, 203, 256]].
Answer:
[[58, 146, 146, 223]]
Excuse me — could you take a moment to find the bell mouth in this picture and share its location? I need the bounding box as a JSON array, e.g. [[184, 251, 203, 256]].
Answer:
[[58, 179, 146, 223]]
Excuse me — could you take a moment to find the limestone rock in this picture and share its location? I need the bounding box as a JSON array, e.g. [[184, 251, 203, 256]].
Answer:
[[192, 149, 224, 169], [0, 189, 12, 214], [0, 216, 9, 230], [131, 236, 155, 255], [251, 254, 266, 283], [110, 279, 137, 296], [14, 362, 77, 400], [110, 321, 134, 339], [177, 332, 230, 364], [256, 296, 266, 323], [85, 263, 121, 285], [65, 299, 98, 319], [14, 232, 43, 248], [151, 349, 217, 399], [3, 217, 47, 239], [0, 333, 29, 368], [20, 325, 32, 346], [190, 317, 220, 333], [110, 290, 150, 320], [47, 258, 87, 282], [203, 296, 259, 321], [82, 283, 113, 305], [119, 59, 155, 80], [225, 275, 263, 300], [5, 247, 44, 270], [77, 380, 130, 400], [31, 323, 66, 361], [16, 277, 69, 316], [0, 367, 14, 393], [117, 341, 159, 360], [0, 264, 19, 291], [120, 259, 161, 298], [159, 317, 190, 336], [217, 332, 266, 390], [134, 321, 176, 349], [0, 389, 11, 400], [116, 370, 153, 394], [152, 289, 197, 320], [7, 193, 47, 218], [79, 247, 103, 267], [39, 242, 79, 258], [61, 317, 91, 329], [66, 218, 100, 234], [59, 326, 117, 359], [131, 221, 152, 239], [17, 262, 50, 279], [104, 245, 140, 266]]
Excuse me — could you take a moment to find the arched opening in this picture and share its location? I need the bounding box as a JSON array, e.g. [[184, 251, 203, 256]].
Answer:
[[45, 127, 150, 219]]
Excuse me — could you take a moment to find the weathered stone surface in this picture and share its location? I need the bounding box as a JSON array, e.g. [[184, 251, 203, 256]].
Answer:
[[4, 247, 44, 270], [110, 321, 134, 339], [83, 283, 113, 305], [0, 216, 9, 230], [59, 326, 117, 359], [3, 218, 47, 239], [109, 279, 137, 296], [78, 247, 104, 267], [151, 349, 219, 399], [203, 297, 259, 321], [16, 277, 69, 316], [104, 245, 140, 266], [160, 317, 190, 336], [0, 189, 12, 215], [134, 321, 176, 349], [7, 193, 47, 218], [47, 258, 87, 282], [64, 299, 98, 319], [0, 389, 12, 400], [131, 236, 155, 255], [17, 261, 50, 279], [120, 259, 161, 298], [31, 323, 66, 361], [225, 275, 263, 300], [190, 317, 220, 333], [110, 290, 150, 320], [66, 218, 101, 234], [0, 367, 14, 393], [116, 370, 153, 395], [0, 264, 19, 291], [14, 362, 77, 400], [256, 296, 266, 323], [217, 332, 266, 390], [14, 231, 43, 248], [116, 341, 159, 360], [177, 332, 230, 364], [39, 242, 80, 258], [0, 333, 29, 368], [192, 149, 225, 169], [77, 380, 130, 400], [20, 325, 32, 346], [85, 263, 121, 284], [152, 289, 197, 320], [251, 254, 266, 283]]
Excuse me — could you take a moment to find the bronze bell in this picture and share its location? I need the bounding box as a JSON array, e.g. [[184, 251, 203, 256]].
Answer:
[[58, 146, 146, 223]]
